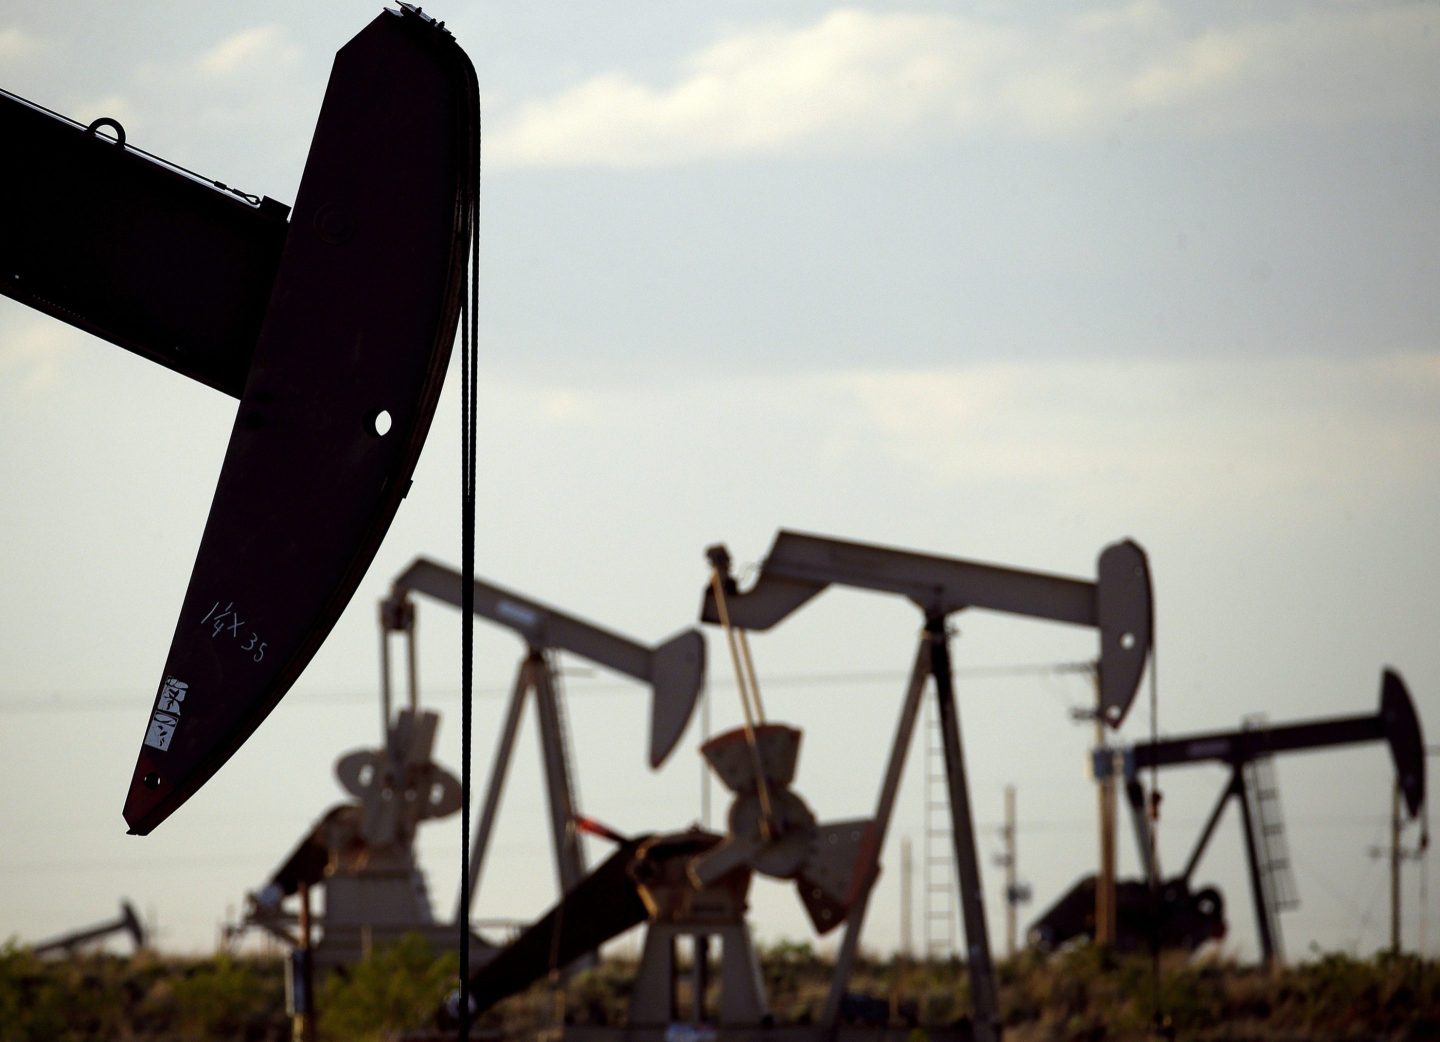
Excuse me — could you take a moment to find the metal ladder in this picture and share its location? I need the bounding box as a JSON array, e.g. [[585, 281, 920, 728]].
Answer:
[[922, 691, 957, 959], [1242, 715, 1300, 957]]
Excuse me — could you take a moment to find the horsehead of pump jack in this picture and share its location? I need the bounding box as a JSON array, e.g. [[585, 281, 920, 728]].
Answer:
[[0, 6, 481, 834]]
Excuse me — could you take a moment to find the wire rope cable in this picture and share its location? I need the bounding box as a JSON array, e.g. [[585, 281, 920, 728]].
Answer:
[[456, 88, 482, 1042], [707, 567, 777, 841]]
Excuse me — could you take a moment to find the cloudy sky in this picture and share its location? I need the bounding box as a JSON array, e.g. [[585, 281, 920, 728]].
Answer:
[[1, 1, 1437, 968]]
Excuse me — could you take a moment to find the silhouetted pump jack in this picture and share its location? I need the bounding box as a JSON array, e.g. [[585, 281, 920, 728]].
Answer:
[[0, 6, 480, 834], [1055, 668, 1426, 964], [31, 900, 148, 956]]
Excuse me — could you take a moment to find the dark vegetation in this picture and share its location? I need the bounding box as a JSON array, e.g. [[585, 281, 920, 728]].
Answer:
[[2, 935, 1437, 1041]]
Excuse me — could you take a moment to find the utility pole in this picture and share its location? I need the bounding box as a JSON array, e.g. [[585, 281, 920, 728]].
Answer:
[[1008, 782, 1031, 955], [1391, 782, 1402, 954], [1003, 787, 1017, 956], [901, 836, 913, 958], [1366, 778, 1430, 955], [994, 786, 1032, 958]]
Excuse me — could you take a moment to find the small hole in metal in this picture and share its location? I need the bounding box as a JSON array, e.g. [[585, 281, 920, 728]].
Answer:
[[369, 409, 393, 437], [1120, 631, 1136, 651], [143, 773, 162, 790]]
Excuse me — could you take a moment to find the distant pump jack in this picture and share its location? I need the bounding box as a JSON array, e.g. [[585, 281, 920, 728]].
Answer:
[[235, 557, 706, 973], [1069, 668, 1427, 964], [382, 557, 706, 925], [31, 900, 147, 957]]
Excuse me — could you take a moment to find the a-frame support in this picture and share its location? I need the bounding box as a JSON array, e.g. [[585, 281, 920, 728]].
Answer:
[[465, 648, 586, 911], [817, 615, 1002, 1029], [383, 557, 706, 926], [1120, 759, 1287, 962], [819, 626, 927, 1026]]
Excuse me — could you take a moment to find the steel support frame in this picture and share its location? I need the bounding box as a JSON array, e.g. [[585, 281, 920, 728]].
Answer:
[[819, 619, 1000, 1042], [1142, 766, 1280, 964], [459, 650, 585, 923]]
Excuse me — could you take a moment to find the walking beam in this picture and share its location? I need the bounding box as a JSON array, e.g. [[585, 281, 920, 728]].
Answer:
[[701, 530, 1152, 725], [1127, 669, 1425, 817], [388, 556, 705, 767]]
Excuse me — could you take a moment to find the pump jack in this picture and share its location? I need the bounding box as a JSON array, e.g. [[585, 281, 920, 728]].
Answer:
[[32, 901, 147, 956], [1090, 669, 1426, 964], [700, 530, 1154, 1042], [236, 702, 472, 969], [0, 6, 479, 834], [436, 533, 1150, 1042], [383, 558, 706, 922], [235, 558, 704, 971]]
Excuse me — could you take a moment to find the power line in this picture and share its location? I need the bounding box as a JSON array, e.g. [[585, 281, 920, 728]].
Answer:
[[0, 661, 1095, 714]]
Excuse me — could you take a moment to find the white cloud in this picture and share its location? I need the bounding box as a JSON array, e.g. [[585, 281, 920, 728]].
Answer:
[[489, 3, 1440, 168], [492, 9, 1000, 167], [0, 320, 78, 394], [194, 25, 300, 78], [0, 26, 42, 62], [102, 23, 316, 193], [69, 94, 137, 136], [832, 353, 1440, 504], [539, 389, 596, 422], [468, 353, 1440, 534]]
